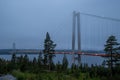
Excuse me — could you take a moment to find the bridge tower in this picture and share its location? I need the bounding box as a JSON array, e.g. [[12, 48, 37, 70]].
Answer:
[[72, 11, 81, 65], [12, 42, 16, 54]]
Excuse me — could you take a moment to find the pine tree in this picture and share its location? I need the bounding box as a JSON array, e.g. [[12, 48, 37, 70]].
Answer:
[[11, 53, 16, 63], [43, 32, 56, 70], [20, 54, 29, 72], [56, 61, 62, 72], [38, 52, 43, 66], [62, 54, 68, 70], [10, 53, 17, 70], [33, 57, 38, 72], [24, 54, 29, 64], [33, 57, 37, 64], [104, 35, 120, 76]]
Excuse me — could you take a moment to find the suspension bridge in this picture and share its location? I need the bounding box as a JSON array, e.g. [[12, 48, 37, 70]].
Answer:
[[9, 11, 120, 65]]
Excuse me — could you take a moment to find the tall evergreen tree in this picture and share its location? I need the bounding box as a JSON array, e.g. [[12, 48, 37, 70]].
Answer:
[[104, 35, 120, 76], [24, 54, 29, 64], [11, 53, 16, 63], [10, 53, 17, 70], [20, 54, 29, 72], [38, 52, 43, 66], [56, 61, 62, 72], [43, 32, 56, 70], [33, 57, 37, 64], [62, 54, 68, 70]]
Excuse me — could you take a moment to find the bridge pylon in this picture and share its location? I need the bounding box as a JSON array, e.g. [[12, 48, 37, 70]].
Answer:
[[72, 11, 81, 66], [12, 42, 16, 54]]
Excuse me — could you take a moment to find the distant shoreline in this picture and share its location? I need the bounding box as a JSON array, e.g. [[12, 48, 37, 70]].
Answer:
[[0, 49, 105, 55]]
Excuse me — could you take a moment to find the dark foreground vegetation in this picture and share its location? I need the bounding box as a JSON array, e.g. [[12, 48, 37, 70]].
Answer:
[[0, 53, 120, 80], [0, 33, 120, 80]]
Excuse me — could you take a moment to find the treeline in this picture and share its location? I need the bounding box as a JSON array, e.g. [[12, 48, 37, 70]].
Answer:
[[0, 53, 120, 80], [0, 53, 68, 74]]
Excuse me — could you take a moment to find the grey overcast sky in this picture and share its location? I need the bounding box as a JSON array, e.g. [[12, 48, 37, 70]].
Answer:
[[0, 0, 120, 50]]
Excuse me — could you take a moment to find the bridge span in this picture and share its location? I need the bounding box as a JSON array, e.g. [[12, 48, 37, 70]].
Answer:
[[54, 52, 106, 57], [4, 49, 106, 57]]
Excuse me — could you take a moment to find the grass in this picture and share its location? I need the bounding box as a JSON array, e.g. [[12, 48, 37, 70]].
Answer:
[[11, 70, 101, 80], [12, 70, 37, 80]]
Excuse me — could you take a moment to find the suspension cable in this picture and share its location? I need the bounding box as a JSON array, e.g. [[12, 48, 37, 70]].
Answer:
[[80, 12, 120, 22]]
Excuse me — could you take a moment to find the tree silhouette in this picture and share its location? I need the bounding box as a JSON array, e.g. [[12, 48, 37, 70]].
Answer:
[[20, 54, 29, 72], [104, 35, 120, 76], [10, 53, 17, 70], [62, 54, 68, 70], [38, 52, 43, 67], [43, 32, 56, 70]]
